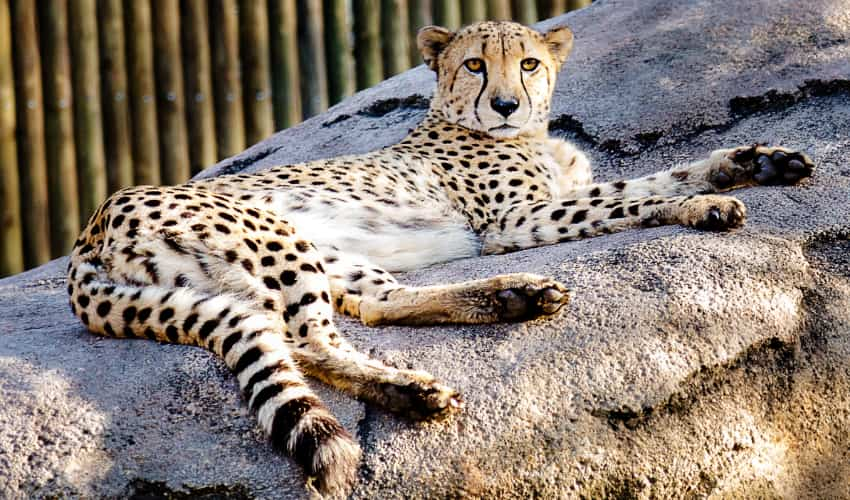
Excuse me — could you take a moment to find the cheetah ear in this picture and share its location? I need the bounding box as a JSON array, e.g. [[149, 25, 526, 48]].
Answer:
[[417, 25, 454, 71], [544, 26, 574, 67]]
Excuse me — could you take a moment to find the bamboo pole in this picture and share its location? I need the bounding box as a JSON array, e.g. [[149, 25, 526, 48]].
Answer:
[[567, 0, 590, 11], [269, 0, 301, 129], [152, 0, 190, 185], [124, 0, 161, 185], [433, 0, 460, 30], [181, 0, 217, 174], [323, 0, 354, 105], [0, 0, 22, 276], [460, 0, 486, 23], [511, 0, 537, 24], [38, 0, 80, 256], [240, 0, 274, 145], [486, 0, 511, 20], [381, 0, 410, 78], [10, 0, 50, 267], [210, 0, 245, 158], [408, 0, 432, 63], [353, 0, 381, 90], [296, 0, 328, 118], [539, 0, 565, 18], [69, 0, 107, 224], [98, 0, 134, 192]]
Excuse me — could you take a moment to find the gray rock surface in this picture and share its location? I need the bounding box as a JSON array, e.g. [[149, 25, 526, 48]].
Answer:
[[2, 0, 850, 497]]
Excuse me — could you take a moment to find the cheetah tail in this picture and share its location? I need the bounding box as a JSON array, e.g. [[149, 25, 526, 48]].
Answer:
[[66, 259, 362, 496]]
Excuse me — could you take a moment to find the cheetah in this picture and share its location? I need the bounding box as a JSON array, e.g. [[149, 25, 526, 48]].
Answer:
[[66, 21, 814, 496]]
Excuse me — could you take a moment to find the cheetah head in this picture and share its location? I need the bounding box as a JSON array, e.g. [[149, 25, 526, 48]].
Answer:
[[418, 21, 573, 139]]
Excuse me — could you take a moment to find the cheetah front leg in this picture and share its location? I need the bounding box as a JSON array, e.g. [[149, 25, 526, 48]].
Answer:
[[555, 144, 814, 199], [322, 250, 569, 325], [483, 194, 747, 254], [544, 137, 594, 192]]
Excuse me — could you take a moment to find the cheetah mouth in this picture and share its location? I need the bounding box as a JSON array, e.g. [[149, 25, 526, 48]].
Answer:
[[488, 124, 521, 137]]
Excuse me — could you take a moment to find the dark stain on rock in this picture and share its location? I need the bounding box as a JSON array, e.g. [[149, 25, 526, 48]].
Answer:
[[356, 406, 378, 484], [730, 79, 850, 118], [124, 479, 251, 499], [322, 95, 431, 128], [358, 95, 431, 118], [209, 145, 285, 178], [590, 335, 800, 431]]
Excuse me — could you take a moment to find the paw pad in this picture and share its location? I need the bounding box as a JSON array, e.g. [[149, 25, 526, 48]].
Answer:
[[379, 380, 463, 420], [495, 281, 570, 321], [732, 145, 814, 186]]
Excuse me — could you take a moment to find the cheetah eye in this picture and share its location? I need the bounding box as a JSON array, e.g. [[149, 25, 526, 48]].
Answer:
[[521, 58, 540, 72], [463, 58, 485, 74]]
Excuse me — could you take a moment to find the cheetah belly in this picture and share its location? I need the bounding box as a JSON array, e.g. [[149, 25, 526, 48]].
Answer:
[[268, 191, 481, 272]]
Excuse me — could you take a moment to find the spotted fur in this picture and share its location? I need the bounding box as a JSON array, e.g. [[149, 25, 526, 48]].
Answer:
[[67, 21, 814, 496]]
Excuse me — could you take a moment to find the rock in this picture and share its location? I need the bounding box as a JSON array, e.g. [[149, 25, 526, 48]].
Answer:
[[2, 0, 850, 497]]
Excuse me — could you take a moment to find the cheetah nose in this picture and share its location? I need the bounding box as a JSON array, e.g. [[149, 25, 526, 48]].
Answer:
[[491, 96, 519, 118]]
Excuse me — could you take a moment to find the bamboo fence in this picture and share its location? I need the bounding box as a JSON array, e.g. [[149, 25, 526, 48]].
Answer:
[[1, 0, 592, 276]]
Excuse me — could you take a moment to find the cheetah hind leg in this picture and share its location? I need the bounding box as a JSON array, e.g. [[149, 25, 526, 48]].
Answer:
[[69, 258, 361, 496], [327, 261, 570, 325], [296, 273, 570, 414], [245, 247, 465, 420], [142, 224, 466, 422], [291, 342, 464, 420]]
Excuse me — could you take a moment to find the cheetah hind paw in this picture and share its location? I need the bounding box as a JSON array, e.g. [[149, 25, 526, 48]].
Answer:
[[377, 375, 463, 420], [494, 277, 570, 321]]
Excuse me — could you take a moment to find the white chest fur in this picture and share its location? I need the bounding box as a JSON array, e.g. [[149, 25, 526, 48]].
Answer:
[[268, 190, 481, 272]]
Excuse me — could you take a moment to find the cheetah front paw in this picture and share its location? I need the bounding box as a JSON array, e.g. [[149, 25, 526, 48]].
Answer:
[[492, 274, 570, 321], [377, 376, 463, 420], [711, 144, 815, 189], [680, 195, 747, 231]]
